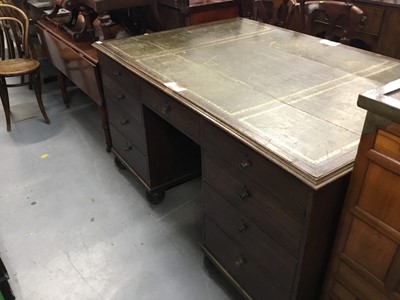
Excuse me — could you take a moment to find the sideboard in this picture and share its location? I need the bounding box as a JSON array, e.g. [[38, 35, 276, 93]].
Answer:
[[93, 19, 400, 299]]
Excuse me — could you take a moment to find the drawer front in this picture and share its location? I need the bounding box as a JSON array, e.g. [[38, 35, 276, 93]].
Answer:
[[202, 121, 308, 217], [110, 126, 150, 184], [142, 81, 201, 143], [99, 53, 141, 101], [204, 183, 297, 291], [203, 150, 304, 256], [103, 74, 143, 124], [374, 130, 400, 161], [107, 94, 147, 154], [204, 217, 292, 300]]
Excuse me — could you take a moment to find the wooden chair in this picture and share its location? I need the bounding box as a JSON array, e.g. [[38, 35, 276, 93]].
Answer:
[[251, 0, 295, 27], [0, 3, 50, 131], [291, 0, 366, 45]]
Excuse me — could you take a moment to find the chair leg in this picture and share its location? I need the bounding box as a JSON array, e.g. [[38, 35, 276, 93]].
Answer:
[[31, 71, 51, 125], [56, 70, 69, 108], [0, 77, 11, 132]]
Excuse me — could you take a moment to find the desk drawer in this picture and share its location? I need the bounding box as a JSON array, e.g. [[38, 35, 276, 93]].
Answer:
[[374, 130, 400, 161], [107, 100, 147, 154], [204, 183, 297, 292], [100, 53, 141, 100], [204, 217, 291, 300], [202, 121, 308, 216], [203, 150, 303, 257], [103, 74, 143, 124], [110, 126, 150, 184], [142, 81, 201, 143]]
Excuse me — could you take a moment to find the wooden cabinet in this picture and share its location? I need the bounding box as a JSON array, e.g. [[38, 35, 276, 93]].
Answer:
[[322, 79, 400, 299]]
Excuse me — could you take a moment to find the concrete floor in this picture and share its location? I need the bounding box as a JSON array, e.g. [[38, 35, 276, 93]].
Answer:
[[0, 64, 243, 300]]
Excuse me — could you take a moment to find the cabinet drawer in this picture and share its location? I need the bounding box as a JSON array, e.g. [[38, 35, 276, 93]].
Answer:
[[202, 121, 308, 216], [103, 74, 143, 124], [142, 81, 201, 143], [204, 183, 297, 292], [204, 217, 291, 300], [107, 97, 147, 154], [110, 126, 150, 184], [203, 150, 304, 256], [99, 53, 141, 100], [374, 130, 400, 161]]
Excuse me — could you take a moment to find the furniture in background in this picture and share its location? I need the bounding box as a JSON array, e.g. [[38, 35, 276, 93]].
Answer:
[[94, 19, 400, 299], [36, 17, 111, 150], [46, 0, 163, 41], [291, 0, 366, 45], [0, 3, 50, 132], [244, 0, 400, 60], [154, 0, 239, 29], [322, 79, 400, 299], [351, 0, 400, 59]]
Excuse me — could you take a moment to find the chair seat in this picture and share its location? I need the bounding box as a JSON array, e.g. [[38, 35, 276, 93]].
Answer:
[[0, 58, 40, 77]]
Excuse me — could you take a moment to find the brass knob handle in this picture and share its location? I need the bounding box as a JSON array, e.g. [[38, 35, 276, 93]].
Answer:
[[239, 160, 250, 169], [239, 189, 249, 200], [161, 104, 171, 114], [234, 257, 245, 268], [116, 94, 125, 100], [120, 119, 129, 125], [123, 146, 132, 152], [112, 71, 121, 77], [237, 220, 248, 233]]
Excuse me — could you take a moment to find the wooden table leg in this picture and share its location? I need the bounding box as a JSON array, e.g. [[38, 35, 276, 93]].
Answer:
[[98, 104, 111, 152]]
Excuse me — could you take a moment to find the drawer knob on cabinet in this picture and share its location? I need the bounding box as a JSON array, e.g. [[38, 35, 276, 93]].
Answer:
[[237, 220, 248, 233], [161, 104, 171, 114], [234, 256, 246, 268], [116, 94, 125, 100], [120, 119, 129, 125], [239, 189, 250, 200], [112, 71, 121, 77], [123, 146, 132, 152], [239, 160, 250, 169]]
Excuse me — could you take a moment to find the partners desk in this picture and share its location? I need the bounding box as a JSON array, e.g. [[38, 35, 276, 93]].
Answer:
[[93, 19, 400, 299]]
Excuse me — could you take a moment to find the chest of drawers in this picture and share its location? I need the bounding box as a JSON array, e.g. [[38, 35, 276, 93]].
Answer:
[[322, 79, 400, 299], [201, 121, 350, 299], [99, 53, 201, 198]]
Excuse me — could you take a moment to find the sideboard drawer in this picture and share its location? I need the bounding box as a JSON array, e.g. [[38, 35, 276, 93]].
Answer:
[[204, 217, 291, 300], [202, 121, 308, 216], [374, 130, 400, 161], [110, 126, 150, 184], [100, 53, 141, 100], [204, 183, 297, 292], [142, 81, 201, 143]]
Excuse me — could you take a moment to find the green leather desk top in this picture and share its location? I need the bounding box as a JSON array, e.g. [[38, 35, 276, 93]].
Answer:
[[94, 18, 400, 188]]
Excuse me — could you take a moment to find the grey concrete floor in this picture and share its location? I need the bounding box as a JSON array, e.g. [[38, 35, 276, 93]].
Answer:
[[0, 64, 243, 300]]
